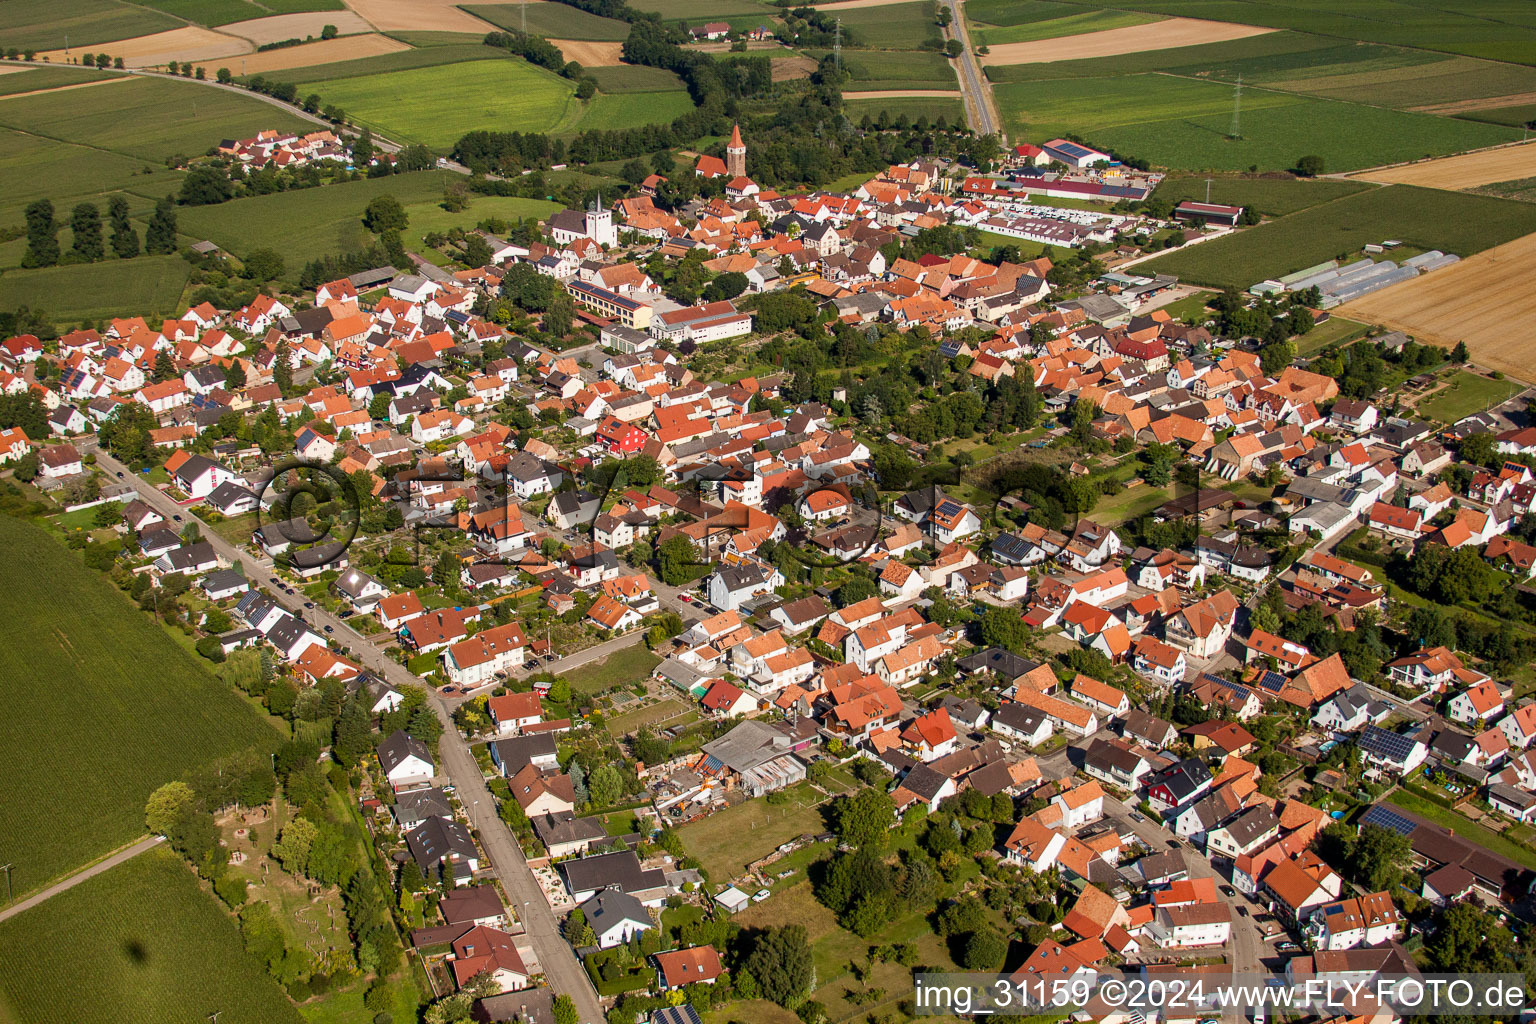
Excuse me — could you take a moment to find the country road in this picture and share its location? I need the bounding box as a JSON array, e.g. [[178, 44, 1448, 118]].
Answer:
[[942, 0, 1001, 138], [91, 448, 606, 1024], [0, 836, 164, 925]]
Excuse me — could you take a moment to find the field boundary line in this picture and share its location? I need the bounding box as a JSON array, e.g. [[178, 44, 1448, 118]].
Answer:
[[0, 835, 164, 923]]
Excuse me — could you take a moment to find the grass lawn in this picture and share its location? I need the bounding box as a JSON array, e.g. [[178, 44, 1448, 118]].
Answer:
[[605, 697, 687, 736], [0, 516, 283, 895], [1093, 482, 1173, 526], [401, 193, 561, 252], [1158, 290, 1215, 322], [558, 643, 660, 694], [0, 847, 306, 1024], [0, 75, 314, 164], [585, 64, 688, 93], [1387, 790, 1536, 872], [174, 169, 460, 267], [1296, 315, 1371, 357], [676, 782, 831, 880], [0, 255, 191, 325], [0, 0, 181, 51], [802, 47, 957, 89], [308, 59, 580, 147], [1141, 185, 1536, 290], [1415, 371, 1524, 423]]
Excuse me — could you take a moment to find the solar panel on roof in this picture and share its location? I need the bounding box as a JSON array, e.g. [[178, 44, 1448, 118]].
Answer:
[[1360, 804, 1418, 836], [936, 500, 964, 517], [1257, 671, 1288, 693]]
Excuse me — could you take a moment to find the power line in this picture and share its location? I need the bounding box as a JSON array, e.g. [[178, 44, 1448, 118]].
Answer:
[[1230, 74, 1242, 139]]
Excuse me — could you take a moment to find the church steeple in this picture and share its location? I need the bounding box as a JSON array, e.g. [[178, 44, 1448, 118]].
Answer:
[[726, 123, 746, 178]]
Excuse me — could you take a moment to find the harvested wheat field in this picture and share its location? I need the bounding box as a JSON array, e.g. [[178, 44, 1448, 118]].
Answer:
[[1412, 91, 1536, 115], [38, 27, 250, 68], [551, 39, 624, 65], [980, 18, 1273, 65], [1351, 143, 1536, 190], [1337, 232, 1536, 382], [803, 0, 925, 8], [222, 12, 373, 45], [0, 77, 130, 101], [772, 54, 817, 82], [192, 33, 409, 75], [342, 0, 512, 33]]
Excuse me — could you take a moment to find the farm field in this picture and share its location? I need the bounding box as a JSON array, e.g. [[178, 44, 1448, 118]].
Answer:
[[1031, 0, 1536, 65], [270, 39, 509, 82], [676, 782, 831, 880], [1474, 175, 1536, 203], [1260, 55, 1536, 110], [36, 25, 251, 67], [192, 32, 410, 76], [585, 64, 687, 92], [559, 643, 661, 695], [475, 2, 631, 40], [971, 9, 1162, 48], [173, 169, 460, 264], [219, 10, 367, 43], [549, 38, 624, 66], [991, 75, 1520, 172], [0, 74, 313, 162], [846, 94, 966, 124], [801, 47, 956, 89], [1142, 184, 1536, 290], [0, 66, 115, 96], [1465, 101, 1536, 128], [1351, 143, 1536, 190], [1151, 174, 1372, 217], [578, 89, 696, 129], [0, 848, 307, 1024], [1414, 371, 1524, 423], [306, 58, 579, 146], [980, 16, 1272, 66], [835, 1, 942, 50], [401, 193, 560, 251], [1336, 231, 1536, 383], [0, 256, 191, 322], [0, 516, 281, 897], [0, 127, 185, 225], [962, 0, 1082, 28], [626, 0, 776, 18], [341, 0, 507, 33], [0, 0, 181, 51]]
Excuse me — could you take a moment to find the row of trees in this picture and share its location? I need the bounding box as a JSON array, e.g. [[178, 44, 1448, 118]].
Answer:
[[20, 196, 177, 267]]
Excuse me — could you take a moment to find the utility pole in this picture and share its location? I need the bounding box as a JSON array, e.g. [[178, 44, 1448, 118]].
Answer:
[[1205, 178, 1212, 204], [0, 864, 12, 904], [834, 18, 842, 74], [1230, 74, 1242, 139]]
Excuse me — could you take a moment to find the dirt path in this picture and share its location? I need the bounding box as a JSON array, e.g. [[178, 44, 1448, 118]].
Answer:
[[0, 77, 131, 102], [1349, 141, 1536, 189], [979, 17, 1273, 65], [1411, 90, 1536, 115], [0, 837, 163, 924]]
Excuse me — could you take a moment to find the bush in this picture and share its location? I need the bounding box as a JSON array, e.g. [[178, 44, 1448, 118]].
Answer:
[[195, 637, 226, 662]]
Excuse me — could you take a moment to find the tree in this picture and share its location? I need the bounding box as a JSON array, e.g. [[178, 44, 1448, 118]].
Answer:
[[352, 128, 375, 168], [979, 604, 1030, 654], [657, 534, 700, 585], [1348, 823, 1411, 891], [333, 691, 373, 766], [621, 158, 649, 184], [145, 780, 196, 836], [1295, 154, 1326, 176], [575, 77, 596, 100], [1260, 338, 1296, 375], [244, 247, 284, 281], [216, 67, 231, 83], [462, 233, 493, 268], [224, 360, 247, 390], [273, 816, 319, 876], [107, 195, 140, 258], [833, 788, 895, 848], [587, 763, 623, 807], [746, 924, 814, 1008], [321, 23, 339, 38], [962, 927, 1007, 970], [1459, 431, 1497, 468], [553, 995, 578, 1024], [651, 149, 675, 175], [1452, 340, 1470, 363], [145, 195, 178, 254], [153, 351, 177, 382], [70, 202, 104, 261], [364, 194, 408, 233], [544, 291, 573, 336], [22, 199, 59, 268], [945, 38, 964, 57], [12, 451, 37, 483], [178, 165, 234, 206]]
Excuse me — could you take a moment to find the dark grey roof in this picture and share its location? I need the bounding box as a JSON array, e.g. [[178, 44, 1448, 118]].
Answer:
[[491, 733, 558, 774], [956, 647, 1038, 680], [200, 568, 248, 594], [406, 815, 475, 870], [379, 729, 433, 774], [580, 887, 651, 933], [532, 812, 608, 848], [899, 763, 950, 801], [1221, 805, 1279, 848], [562, 850, 666, 896], [990, 702, 1047, 735], [395, 787, 453, 826], [160, 541, 216, 570], [1358, 725, 1421, 764]]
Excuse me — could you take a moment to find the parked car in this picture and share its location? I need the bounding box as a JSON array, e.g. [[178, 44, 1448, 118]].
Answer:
[[324, 625, 334, 634], [173, 514, 182, 522], [752, 888, 771, 903], [304, 602, 314, 609], [1129, 812, 1144, 823], [1221, 885, 1236, 896], [115, 471, 124, 478]]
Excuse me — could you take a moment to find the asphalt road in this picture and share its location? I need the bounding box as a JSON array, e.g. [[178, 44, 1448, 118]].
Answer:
[[93, 449, 606, 1024], [942, 0, 1001, 137], [0, 836, 164, 924]]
